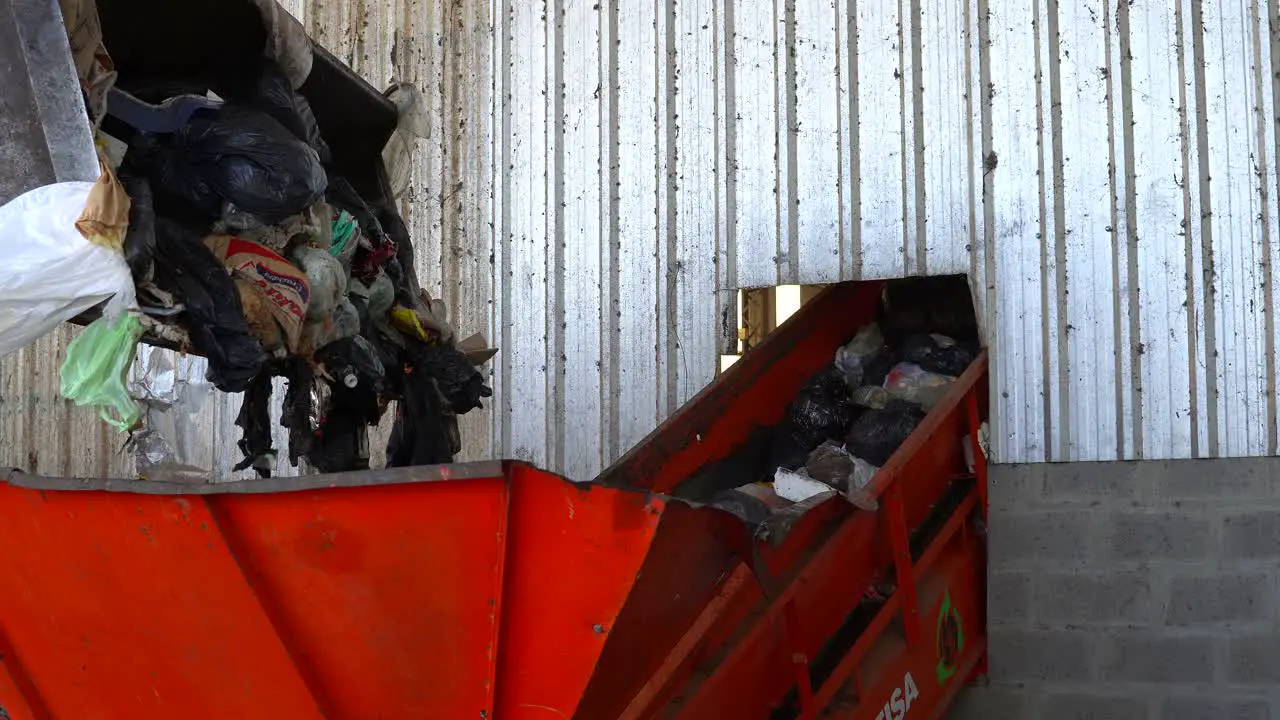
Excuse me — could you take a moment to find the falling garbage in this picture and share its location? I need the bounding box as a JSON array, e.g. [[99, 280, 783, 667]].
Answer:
[[2, 14, 499, 481]]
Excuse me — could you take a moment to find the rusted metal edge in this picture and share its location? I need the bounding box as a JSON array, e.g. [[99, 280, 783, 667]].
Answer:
[[0, 461, 510, 495]]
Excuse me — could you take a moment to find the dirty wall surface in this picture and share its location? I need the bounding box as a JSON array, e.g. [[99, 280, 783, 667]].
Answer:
[[426, 0, 1280, 476], [5, 0, 1280, 480]]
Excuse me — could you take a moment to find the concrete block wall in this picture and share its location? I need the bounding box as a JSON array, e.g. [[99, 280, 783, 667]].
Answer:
[[951, 459, 1280, 719]]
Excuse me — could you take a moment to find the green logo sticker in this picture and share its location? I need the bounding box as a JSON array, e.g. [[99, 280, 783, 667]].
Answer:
[[935, 590, 965, 686]]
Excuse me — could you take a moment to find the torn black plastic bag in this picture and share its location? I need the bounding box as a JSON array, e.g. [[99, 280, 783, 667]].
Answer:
[[861, 348, 898, 387], [219, 59, 331, 165], [307, 398, 371, 473], [304, 338, 387, 474], [313, 336, 386, 415], [410, 343, 492, 415], [281, 360, 316, 466], [139, 105, 327, 227], [234, 373, 275, 477], [786, 366, 855, 453], [900, 334, 939, 364], [919, 342, 980, 377], [386, 369, 455, 467], [119, 173, 156, 283], [152, 219, 267, 392]]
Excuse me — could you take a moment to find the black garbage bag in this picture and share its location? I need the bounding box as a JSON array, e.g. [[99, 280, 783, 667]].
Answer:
[[152, 219, 266, 392], [139, 105, 327, 226], [412, 343, 492, 415], [920, 342, 979, 377], [386, 368, 455, 467], [307, 397, 371, 473], [862, 348, 898, 387], [805, 440, 854, 492], [234, 372, 275, 477], [845, 402, 926, 467], [314, 336, 386, 416], [219, 60, 331, 165], [119, 174, 157, 283], [786, 366, 855, 453], [281, 360, 316, 466], [900, 334, 939, 364], [766, 421, 810, 472], [303, 337, 389, 474]]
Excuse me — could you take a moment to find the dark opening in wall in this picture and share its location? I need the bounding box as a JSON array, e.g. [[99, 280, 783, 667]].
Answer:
[[720, 275, 980, 374]]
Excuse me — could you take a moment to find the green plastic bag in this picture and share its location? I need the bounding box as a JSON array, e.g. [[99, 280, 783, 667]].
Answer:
[[330, 209, 359, 258], [59, 313, 145, 431]]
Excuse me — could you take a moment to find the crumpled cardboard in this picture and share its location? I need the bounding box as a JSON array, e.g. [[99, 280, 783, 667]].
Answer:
[[456, 333, 498, 367], [75, 156, 130, 251]]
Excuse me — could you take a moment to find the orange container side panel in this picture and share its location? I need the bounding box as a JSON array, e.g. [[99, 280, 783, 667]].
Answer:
[[209, 477, 512, 717], [494, 464, 666, 719], [0, 484, 324, 720], [0, 463, 668, 720]]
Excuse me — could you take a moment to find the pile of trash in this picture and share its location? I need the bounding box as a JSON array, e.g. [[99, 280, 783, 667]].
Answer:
[[715, 285, 981, 519], [0, 1, 494, 478]]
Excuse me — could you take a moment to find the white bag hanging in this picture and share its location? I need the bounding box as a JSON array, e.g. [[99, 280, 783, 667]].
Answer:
[[0, 182, 135, 357]]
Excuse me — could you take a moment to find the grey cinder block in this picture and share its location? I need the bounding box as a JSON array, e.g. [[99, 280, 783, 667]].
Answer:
[[1042, 461, 1139, 501], [1223, 511, 1280, 561], [988, 628, 1093, 683], [1102, 633, 1215, 683], [1034, 570, 1154, 625], [1107, 512, 1211, 562], [988, 570, 1032, 626], [1160, 696, 1270, 720], [990, 510, 1094, 564], [948, 686, 1031, 720], [1040, 693, 1149, 720], [1146, 459, 1270, 501], [1228, 634, 1280, 684], [1165, 572, 1271, 626]]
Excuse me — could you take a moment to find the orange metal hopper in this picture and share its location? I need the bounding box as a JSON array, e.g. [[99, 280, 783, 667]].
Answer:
[[0, 463, 690, 719]]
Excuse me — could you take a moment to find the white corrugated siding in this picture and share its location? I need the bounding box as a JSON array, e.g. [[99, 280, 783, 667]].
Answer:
[[479, 0, 1280, 473], [3, 0, 1278, 480]]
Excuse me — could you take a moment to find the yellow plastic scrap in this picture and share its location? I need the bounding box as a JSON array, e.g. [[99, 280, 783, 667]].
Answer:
[[75, 155, 130, 251], [389, 307, 430, 342]]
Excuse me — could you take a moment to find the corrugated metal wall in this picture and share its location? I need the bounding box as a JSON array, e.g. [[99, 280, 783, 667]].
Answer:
[[480, 0, 1280, 473], [5, 0, 1278, 480]]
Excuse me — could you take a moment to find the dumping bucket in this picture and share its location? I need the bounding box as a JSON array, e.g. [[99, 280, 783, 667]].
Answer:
[[0, 463, 714, 719]]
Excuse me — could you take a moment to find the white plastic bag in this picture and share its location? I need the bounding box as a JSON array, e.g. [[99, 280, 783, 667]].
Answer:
[[0, 182, 135, 357], [834, 323, 884, 387], [773, 467, 835, 503], [382, 82, 431, 203], [883, 362, 955, 410], [845, 457, 880, 512]]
